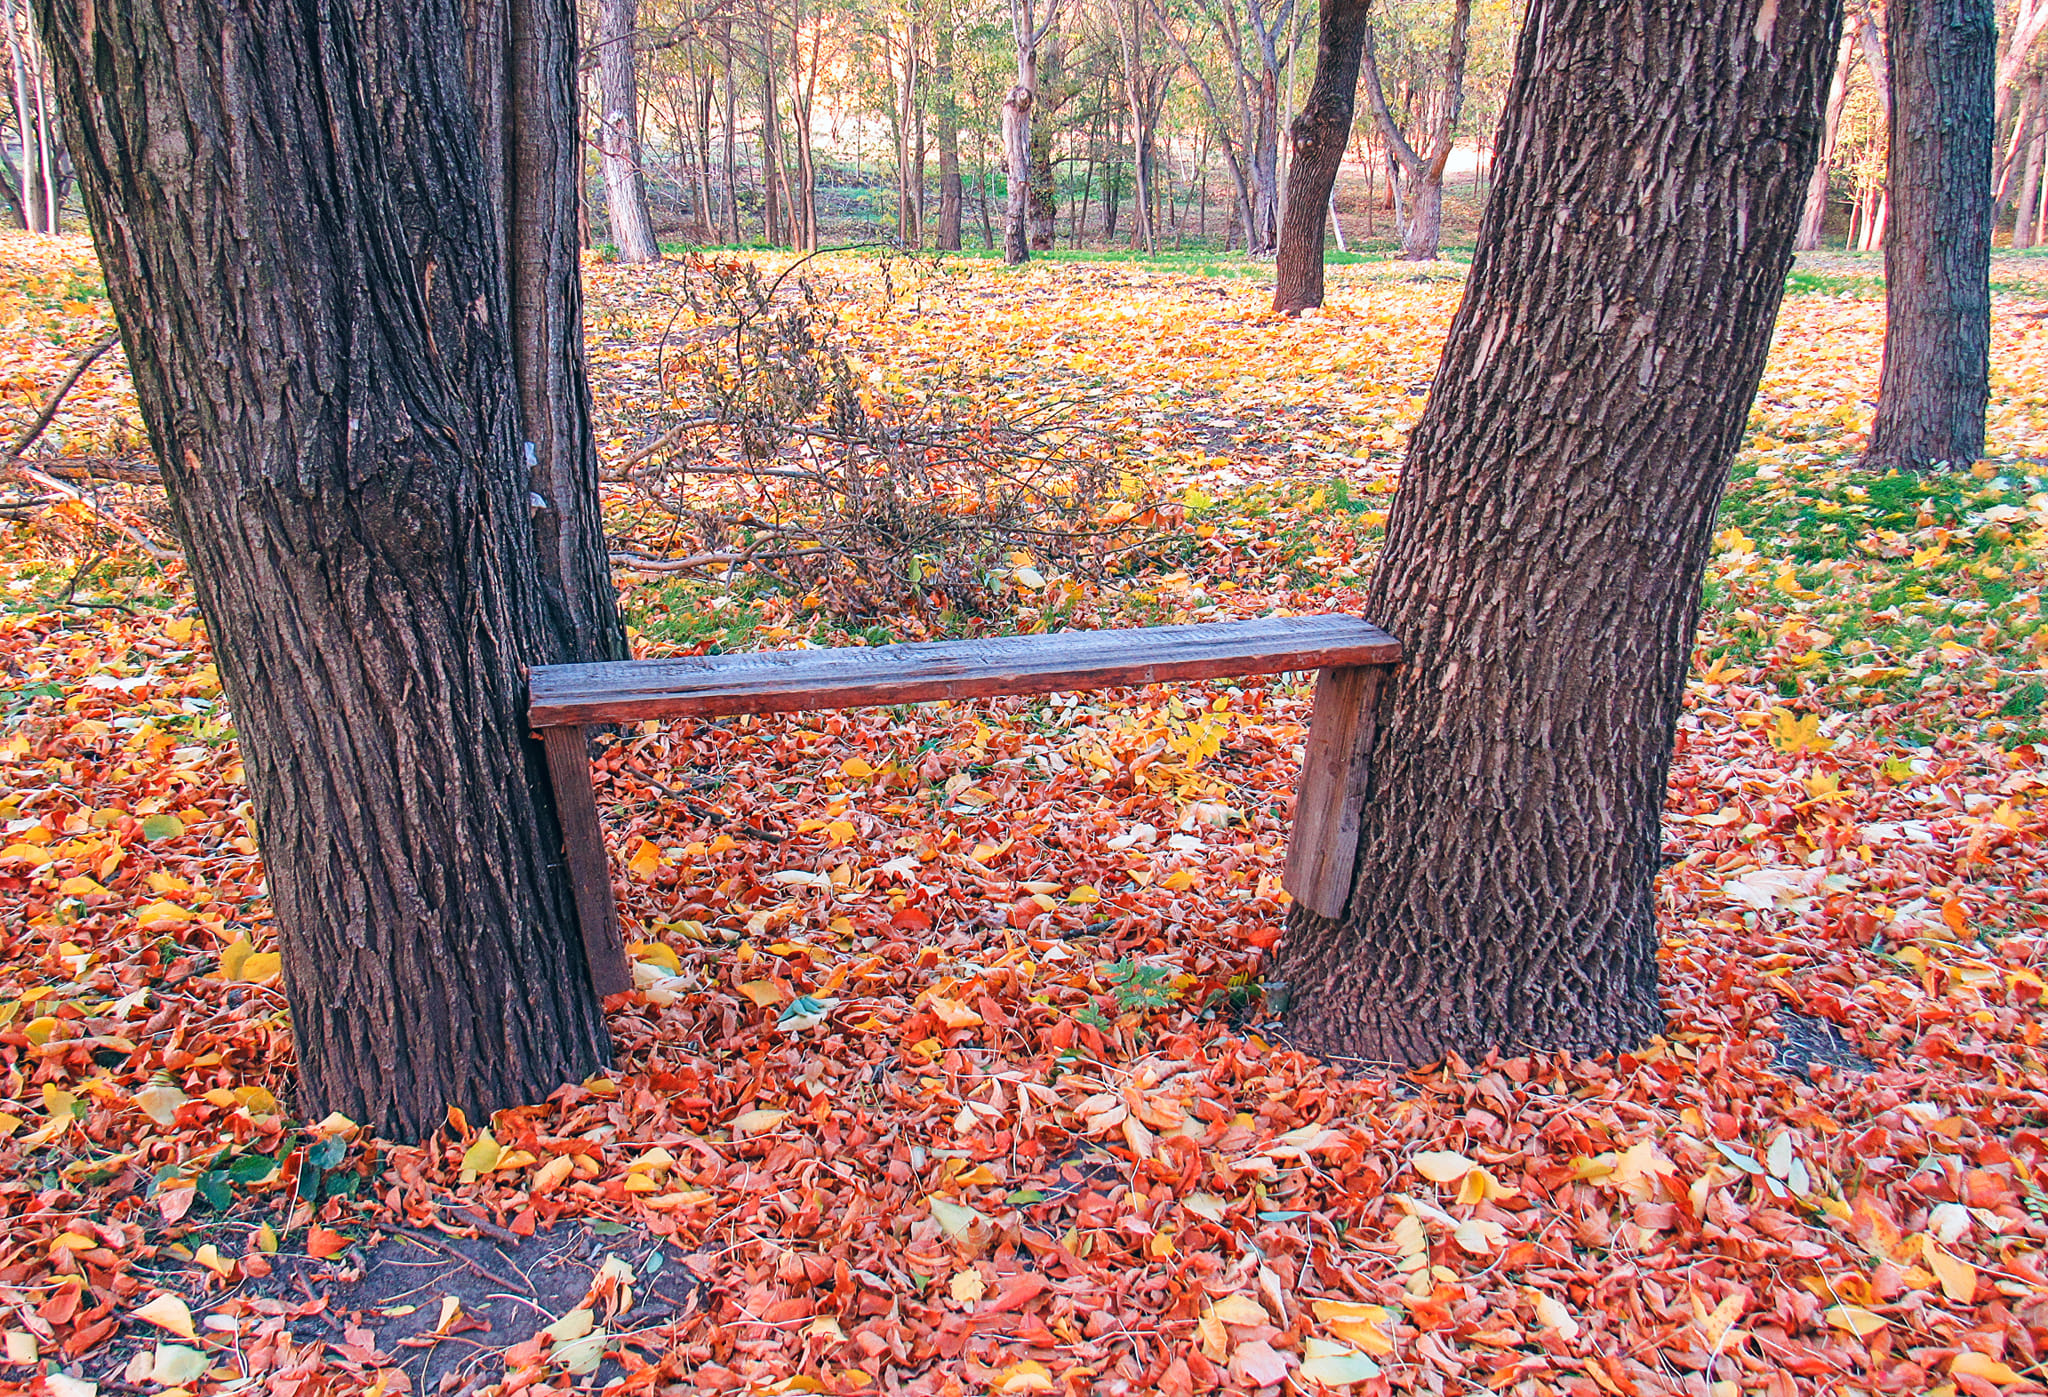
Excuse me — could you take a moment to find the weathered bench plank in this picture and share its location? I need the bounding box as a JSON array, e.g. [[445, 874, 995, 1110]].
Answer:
[[531, 614, 1400, 995], [530, 615, 1400, 726]]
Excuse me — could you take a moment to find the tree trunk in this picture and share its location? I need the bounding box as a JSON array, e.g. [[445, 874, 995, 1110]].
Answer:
[[37, 0, 621, 1139], [1273, 0, 1371, 314], [476, 0, 624, 663], [935, 19, 963, 250], [1029, 105, 1058, 249], [1002, 83, 1033, 262], [1359, 0, 1470, 261], [1248, 62, 1281, 253], [1798, 22, 1859, 249], [1867, 0, 1994, 472], [2020, 105, 2046, 248], [596, 0, 660, 261], [1273, 0, 1841, 1065]]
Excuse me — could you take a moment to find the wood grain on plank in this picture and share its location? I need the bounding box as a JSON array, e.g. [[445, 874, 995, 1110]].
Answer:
[[541, 725, 633, 997], [530, 615, 1400, 725], [1282, 664, 1387, 920]]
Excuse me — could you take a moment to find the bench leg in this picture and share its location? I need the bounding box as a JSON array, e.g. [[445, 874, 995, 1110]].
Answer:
[[1281, 664, 1387, 920], [540, 724, 634, 997]]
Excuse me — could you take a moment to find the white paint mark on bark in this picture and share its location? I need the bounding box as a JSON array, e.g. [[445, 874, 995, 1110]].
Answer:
[[1754, 0, 1779, 45]]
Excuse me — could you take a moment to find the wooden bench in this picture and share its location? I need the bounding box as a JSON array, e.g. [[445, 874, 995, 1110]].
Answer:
[[529, 615, 1401, 995]]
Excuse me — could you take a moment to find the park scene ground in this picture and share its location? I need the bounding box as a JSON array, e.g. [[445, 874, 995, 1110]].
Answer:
[[1, 231, 2047, 1396]]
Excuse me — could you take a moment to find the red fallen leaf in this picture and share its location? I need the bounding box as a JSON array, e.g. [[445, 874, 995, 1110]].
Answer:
[[510, 1207, 538, 1236], [503, 1334, 547, 1368], [306, 1226, 350, 1258], [63, 1313, 118, 1357], [38, 1280, 83, 1325], [982, 1274, 1048, 1314]]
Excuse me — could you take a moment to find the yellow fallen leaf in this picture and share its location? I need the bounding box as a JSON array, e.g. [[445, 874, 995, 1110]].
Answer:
[[926, 996, 983, 1029], [1920, 1234, 1977, 1303], [841, 757, 874, 780], [236, 952, 281, 983], [460, 1130, 501, 1177], [133, 1293, 197, 1340], [1951, 1352, 2021, 1385], [627, 838, 663, 879], [949, 1269, 986, 1304], [737, 980, 785, 1008], [1412, 1150, 1476, 1183], [1207, 1293, 1269, 1326], [1823, 1304, 1888, 1337], [731, 1109, 790, 1136], [1312, 1299, 1396, 1356]]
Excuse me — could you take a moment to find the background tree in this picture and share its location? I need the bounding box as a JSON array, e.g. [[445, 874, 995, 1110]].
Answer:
[[1866, 0, 1994, 472], [36, 0, 624, 1139], [1358, 0, 1471, 260], [0, 0, 61, 231], [1004, 0, 1062, 261], [1273, 0, 1841, 1063], [596, 0, 662, 261], [1272, 0, 1371, 312]]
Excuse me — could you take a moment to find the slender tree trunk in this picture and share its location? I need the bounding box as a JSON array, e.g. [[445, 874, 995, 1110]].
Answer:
[[936, 18, 963, 249], [978, 130, 996, 248], [4, 0, 39, 230], [1248, 61, 1281, 252], [1273, 0, 1371, 314], [759, 52, 782, 246], [1113, 0, 1156, 252], [37, 0, 623, 1139], [1274, 0, 1841, 1064], [2020, 107, 2046, 248], [1867, 0, 1994, 471], [596, 0, 660, 261], [1359, 0, 1470, 260], [1798, 22, 1860, 249], [722, 30, 741, 242], [1002, 84, 1033, 262], [693, 70, 716, 241]]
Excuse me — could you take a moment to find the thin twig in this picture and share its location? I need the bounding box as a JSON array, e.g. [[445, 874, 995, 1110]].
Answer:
[[379, 1224, 528, 1293], [2, 328, 119, 466]]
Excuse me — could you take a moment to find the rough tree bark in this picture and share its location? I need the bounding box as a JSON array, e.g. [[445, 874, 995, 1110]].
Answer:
[[473, 0, 624, 663], [1273, 0, 1372, 314], [36, 0, 623, 1138], [1866, 0, 1994, 472], [596, 0, 660, 262], [1273, 0, 1842, 1065], [1359, 0, 1471, 261]]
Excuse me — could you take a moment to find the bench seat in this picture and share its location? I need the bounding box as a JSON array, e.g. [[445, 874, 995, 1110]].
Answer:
[[530, 615, 1400, 725], [531, 615, 1400, 995]]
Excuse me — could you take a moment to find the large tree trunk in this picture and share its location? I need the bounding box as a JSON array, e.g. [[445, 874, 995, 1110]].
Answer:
[[1866, 0, 1994, 472], [37, 0, 623, 1139], [1798, 22, 1860, 249], [1273, 0, 1371, 314], [1029, 116, 1058, 249], [596, 0, 660, 262], [478, 0, 625, 663], [1274, 0, 1841, 1065]]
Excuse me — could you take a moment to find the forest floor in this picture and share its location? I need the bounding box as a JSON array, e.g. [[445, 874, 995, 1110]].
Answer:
[[1, 231, 2046, 1397]]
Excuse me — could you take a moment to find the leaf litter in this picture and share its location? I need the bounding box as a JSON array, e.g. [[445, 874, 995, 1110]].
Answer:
[[0, 236, 2046, 1395]]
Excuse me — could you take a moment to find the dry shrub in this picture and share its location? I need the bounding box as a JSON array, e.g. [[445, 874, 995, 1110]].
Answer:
[[608, 254, 1151, 624]]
